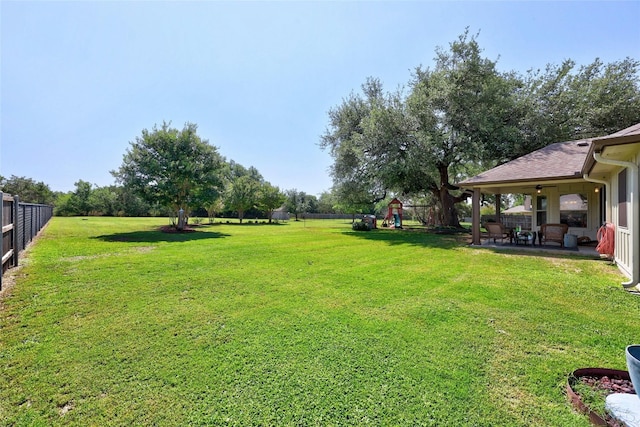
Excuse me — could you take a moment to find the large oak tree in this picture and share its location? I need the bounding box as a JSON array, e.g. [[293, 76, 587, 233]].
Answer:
[[322, 30, 640, 227], [322, 31, 517, 226]]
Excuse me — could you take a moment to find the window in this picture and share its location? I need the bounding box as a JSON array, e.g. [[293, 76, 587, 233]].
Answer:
[[536, 195, 547, 226], [560, 194, 587, 228], [619, 169, 628, 228]]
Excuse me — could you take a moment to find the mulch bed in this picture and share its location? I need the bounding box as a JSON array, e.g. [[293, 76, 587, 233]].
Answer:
[[579, 375, 636, 395], [568, 368, 637, 426], [159, 225, 198, 233]]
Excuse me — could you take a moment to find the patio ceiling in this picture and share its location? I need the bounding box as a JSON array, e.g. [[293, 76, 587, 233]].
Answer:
[[462, 179, 587, 196]]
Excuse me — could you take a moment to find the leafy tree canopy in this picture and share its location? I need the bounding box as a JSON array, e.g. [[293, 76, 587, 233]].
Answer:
[[226, 175, 261, 223], [285, 189, 318, 220], [321, 29, 640, 227], [112, 121, 224, 228], [257, 182, 286, 223], [0, 175, 55, 205], [509, 56, 640, 159]]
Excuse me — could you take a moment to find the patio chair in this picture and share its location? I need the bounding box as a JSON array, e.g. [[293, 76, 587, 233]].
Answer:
[[539, 223, 569, 247], [485, 222, 510, 244]]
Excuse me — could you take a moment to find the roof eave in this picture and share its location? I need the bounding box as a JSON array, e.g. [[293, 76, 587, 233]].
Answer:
[[458, 174, 585, 189], [592, 134, 640, 148], [584, 132, 640, 175]]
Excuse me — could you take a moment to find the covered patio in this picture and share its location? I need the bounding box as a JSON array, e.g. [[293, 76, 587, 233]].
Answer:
[[458, 137, 603, 251]]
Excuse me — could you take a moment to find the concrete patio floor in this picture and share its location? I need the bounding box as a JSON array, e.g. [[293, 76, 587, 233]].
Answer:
[[473, 238, 602, 258]]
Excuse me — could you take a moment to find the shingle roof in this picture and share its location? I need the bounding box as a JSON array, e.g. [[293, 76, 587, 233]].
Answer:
[[458, 139, 591, 187], [596, 122, 640, 140], [582, 123, 640, 174]]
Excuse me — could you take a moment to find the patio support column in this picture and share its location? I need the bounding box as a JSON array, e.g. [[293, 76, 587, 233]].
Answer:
[[619, 163, 639, 288], [583, 174, 609, 224], [495, 194, 501, 224], [472, 188, 481, 245]]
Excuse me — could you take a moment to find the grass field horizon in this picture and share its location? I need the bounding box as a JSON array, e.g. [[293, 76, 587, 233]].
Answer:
[[1, 217, 637, 426]]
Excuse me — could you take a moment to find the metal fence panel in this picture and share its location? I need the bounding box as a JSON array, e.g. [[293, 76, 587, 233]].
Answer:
[[26, 206, 33, 251], [1, 193, 53, 290]]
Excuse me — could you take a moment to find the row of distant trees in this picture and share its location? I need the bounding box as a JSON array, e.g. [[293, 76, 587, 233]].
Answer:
[[1, 120, 343, 226], [109, 121, 350, 228], [0, 174, 339, 222], [0, 173, 474, 225]]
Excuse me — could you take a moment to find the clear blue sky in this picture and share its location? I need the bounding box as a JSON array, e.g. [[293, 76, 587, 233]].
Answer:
[[2, 1, 639, 196]]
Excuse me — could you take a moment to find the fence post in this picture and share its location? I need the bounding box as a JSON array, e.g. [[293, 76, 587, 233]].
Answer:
[[13, 195, 20, 268]]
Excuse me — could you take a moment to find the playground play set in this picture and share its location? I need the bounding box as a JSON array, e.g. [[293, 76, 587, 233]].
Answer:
[[382, 198, 403, 229], [354, 198, 403, 230]]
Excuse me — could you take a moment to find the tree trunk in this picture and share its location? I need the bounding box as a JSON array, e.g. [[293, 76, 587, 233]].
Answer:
[[437, 163, 462, 228], [177, 208, 186, 230], [439, 188, 461, 227]]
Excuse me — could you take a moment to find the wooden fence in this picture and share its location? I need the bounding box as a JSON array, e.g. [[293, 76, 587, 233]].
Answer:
[[481, 214, 532, 230], [301, 213, 360, 220], [1, 193, 53, 290]]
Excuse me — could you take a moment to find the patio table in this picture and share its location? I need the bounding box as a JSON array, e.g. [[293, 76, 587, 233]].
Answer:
[[514, 231, 536, 246]]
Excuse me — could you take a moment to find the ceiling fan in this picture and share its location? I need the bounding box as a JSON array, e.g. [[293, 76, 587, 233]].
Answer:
[[534, 184, 557, 194]]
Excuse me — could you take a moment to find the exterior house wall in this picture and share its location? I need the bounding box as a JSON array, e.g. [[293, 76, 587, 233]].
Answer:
[[602, 179, 612, 233], [612, 151, 639, 280], [586, 189, 600, 238], [532, 183, 601, 241], [547, 187, 560, 224], [597, 150, 638, 282]]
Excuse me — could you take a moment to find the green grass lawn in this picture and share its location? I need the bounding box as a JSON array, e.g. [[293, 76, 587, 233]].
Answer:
[[1, 217, 637, 426]]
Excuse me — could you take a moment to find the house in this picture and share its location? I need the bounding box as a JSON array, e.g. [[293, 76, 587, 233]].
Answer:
[[503, 196, 532, 214], [272, 206, 290, 221], [458, 123, 640, 289]]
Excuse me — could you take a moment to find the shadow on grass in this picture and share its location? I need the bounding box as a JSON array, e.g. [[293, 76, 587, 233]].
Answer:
[[215, 222, 287, 226], [347, 228, 601, 261], [93, 229, 230, 243], [345, 228, 466, 249]]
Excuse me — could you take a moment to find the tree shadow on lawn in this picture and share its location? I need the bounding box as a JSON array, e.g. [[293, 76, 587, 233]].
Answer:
[[345, 228, 465, 249], [93, 229, 230, 243], [349, 230, 603, 263]]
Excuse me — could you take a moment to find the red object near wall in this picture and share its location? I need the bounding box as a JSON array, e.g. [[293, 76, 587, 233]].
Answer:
[[596, 222, 615, 257]]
